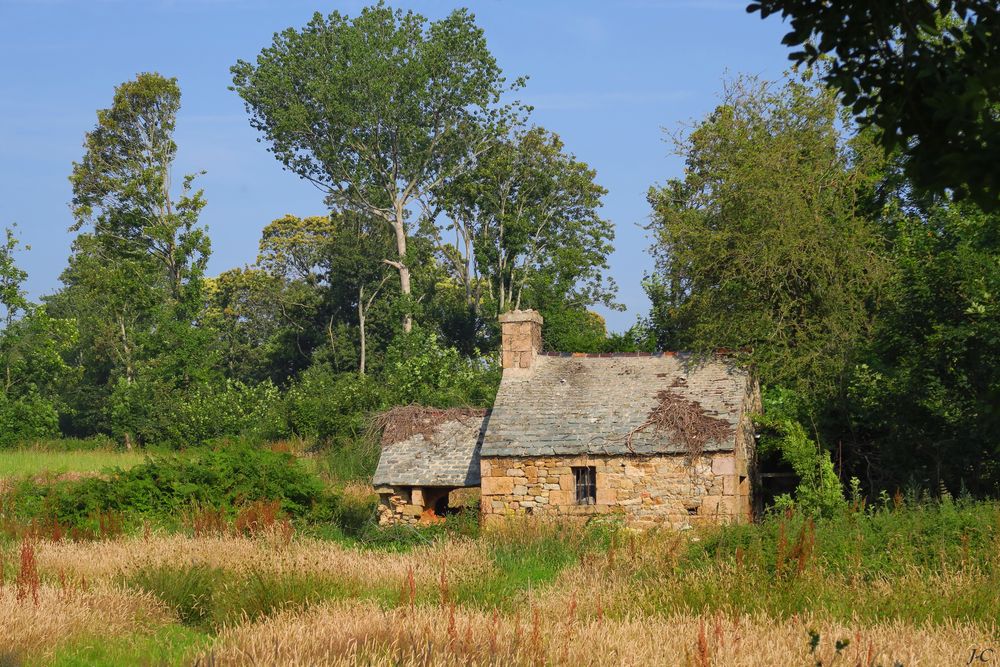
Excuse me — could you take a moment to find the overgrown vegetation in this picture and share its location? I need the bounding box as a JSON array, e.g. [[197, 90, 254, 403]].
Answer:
[[0, 445, 374, 538], [2, 501, 998, 665]]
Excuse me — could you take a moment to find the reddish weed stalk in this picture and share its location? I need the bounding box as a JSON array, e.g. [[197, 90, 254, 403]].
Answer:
[[438, 563, 449, 604], [16, 539, 39, 605], [697, 617, 710, 667]]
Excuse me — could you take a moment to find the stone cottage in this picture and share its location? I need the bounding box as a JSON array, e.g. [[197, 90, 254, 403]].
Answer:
[[374, 309, 760, 528], [373, 407, 487, 525]]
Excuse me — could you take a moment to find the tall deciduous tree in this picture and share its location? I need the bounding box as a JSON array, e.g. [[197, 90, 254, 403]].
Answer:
[[58, 73, 213, 443], [70, 72, 209, 309], [646, 74, 889, 401], [231, 4, 523, 332], [436, 127, 617, 320]]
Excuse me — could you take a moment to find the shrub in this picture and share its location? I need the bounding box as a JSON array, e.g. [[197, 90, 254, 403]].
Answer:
[[381, 327, 499, 407], [109, 378, 286, 449], [3, 445, 340, 533], [0, 391, 60, 448], [283, 366, 384, 445], [757, 387, 846, 517]]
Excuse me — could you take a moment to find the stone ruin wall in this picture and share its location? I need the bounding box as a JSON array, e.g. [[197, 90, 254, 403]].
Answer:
[[479, 450, 752, 529], [377, 487, 480, 526]]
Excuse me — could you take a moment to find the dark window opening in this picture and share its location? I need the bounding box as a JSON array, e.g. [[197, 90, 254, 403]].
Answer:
[[573, 466, 596, 505]]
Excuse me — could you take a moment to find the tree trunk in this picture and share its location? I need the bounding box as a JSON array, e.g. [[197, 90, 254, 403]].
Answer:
[[358, 286, 367, 376], [392, 208, 412, 333]]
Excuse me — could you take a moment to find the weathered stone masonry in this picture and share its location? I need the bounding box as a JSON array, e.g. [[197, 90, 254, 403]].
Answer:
[[372, 308, 761, 530], [480, 451, 751, 527]]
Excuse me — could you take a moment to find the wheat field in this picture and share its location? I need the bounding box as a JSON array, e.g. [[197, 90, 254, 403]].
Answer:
[[2, 523, 995, 666]]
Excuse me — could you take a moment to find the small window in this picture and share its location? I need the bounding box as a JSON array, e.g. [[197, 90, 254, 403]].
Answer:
[[572, 466, 596, 505]]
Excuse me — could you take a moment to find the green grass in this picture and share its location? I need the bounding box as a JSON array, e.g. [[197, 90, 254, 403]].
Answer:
[[0, 450, 145, 479], [43, 625, 209, 667]]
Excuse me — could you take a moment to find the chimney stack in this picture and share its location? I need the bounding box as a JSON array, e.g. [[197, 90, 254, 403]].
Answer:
[[499, 309, 543, 371]]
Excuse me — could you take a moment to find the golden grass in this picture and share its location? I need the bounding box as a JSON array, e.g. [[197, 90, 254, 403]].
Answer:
[[0, 583, 172, 660], [34, 532, 491, 587], [11, 521, 998, 664], [199, 600, 993, 666]]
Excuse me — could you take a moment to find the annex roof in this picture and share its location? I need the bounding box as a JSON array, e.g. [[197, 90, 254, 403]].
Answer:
[[481, 353, 751, 457], [373, 410, 488, 488]]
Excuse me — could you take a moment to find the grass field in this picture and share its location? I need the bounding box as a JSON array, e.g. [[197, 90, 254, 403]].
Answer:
[[2, 517, 997, 666], [1, 447, 996, 665], [0, 449, 146, 480]]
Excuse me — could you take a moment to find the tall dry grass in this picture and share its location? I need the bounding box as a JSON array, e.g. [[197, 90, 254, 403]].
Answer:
[[0, 583, 172, 661], [199, 600, 993, 666], [33, 532, 491, 589]]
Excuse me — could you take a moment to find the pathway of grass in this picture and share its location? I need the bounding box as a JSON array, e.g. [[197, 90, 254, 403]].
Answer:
[[0, 450, 146, 479], [44, 625, 209, 667]]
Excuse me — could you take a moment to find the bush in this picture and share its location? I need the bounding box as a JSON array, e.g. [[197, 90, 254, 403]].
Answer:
[[4, 445, 340, 533], [109, 378, 287, 448], [757, 387, 846, 517], [0, 391, 60, 448], [284, 366, 384, 445], [381, 327, 499, 407]]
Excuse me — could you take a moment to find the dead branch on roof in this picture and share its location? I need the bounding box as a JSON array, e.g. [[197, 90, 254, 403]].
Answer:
[[618, 390, 733, 459], [372, 405, 487, 446]]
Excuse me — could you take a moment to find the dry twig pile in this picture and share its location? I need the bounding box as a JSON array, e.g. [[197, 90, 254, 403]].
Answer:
[[373, 406, 487, 446], [624, 390, 733, 457]]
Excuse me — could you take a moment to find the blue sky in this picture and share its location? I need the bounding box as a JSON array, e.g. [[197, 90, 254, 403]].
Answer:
[[0, 0, 791, 332]]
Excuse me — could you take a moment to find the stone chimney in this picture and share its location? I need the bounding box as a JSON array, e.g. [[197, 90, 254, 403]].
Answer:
[[499, 309, 543, 370]]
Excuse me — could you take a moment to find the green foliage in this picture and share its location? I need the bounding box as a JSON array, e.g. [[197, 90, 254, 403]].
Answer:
[[284, 366, 384, 445], [646, 73, 888, 400], [4, 445, 337, 532], [437, 126, 618, 320], [848, 201, 1000, 493], [540, 307, 609, 353], [109, 378, 285, 449], [687, 497, 999, 581], [0, 391, 60, 448], [232, 3, 524, 330], [380, 327, 499, 407], [749, 0, 1000, 209], [757, 388, 846, 517]]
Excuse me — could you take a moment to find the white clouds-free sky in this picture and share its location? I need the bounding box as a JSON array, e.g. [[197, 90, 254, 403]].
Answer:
[[0, 0, 791, 332]]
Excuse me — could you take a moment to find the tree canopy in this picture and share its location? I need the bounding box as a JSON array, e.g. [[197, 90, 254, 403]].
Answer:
[[748, 0, 1000, 209], [231, 3, 524, 332]]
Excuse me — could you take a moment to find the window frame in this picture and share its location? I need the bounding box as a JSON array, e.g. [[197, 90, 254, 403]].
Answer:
[[572, 465, 597, 505]]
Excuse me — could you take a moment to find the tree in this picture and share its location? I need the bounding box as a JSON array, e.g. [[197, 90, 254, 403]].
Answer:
[[231, 3, 523, 332], [748, 0, 1000, 209], [646, 74, 889, 401], [70, 72, 209, 308], [58, 72, 213, 444], [0, 227, 78, 446], [848, 201, 1000, 493], [257, 213, 395, 375], [436, 127, 617, 319]]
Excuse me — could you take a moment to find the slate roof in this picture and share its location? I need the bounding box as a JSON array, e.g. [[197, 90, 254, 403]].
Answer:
[[373, 414, 488, 488], [481, 353, 750, 457]]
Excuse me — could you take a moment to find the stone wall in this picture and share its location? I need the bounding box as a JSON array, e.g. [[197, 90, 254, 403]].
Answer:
[[479, 451, 752, 529], [377, 486, 472, 526]]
